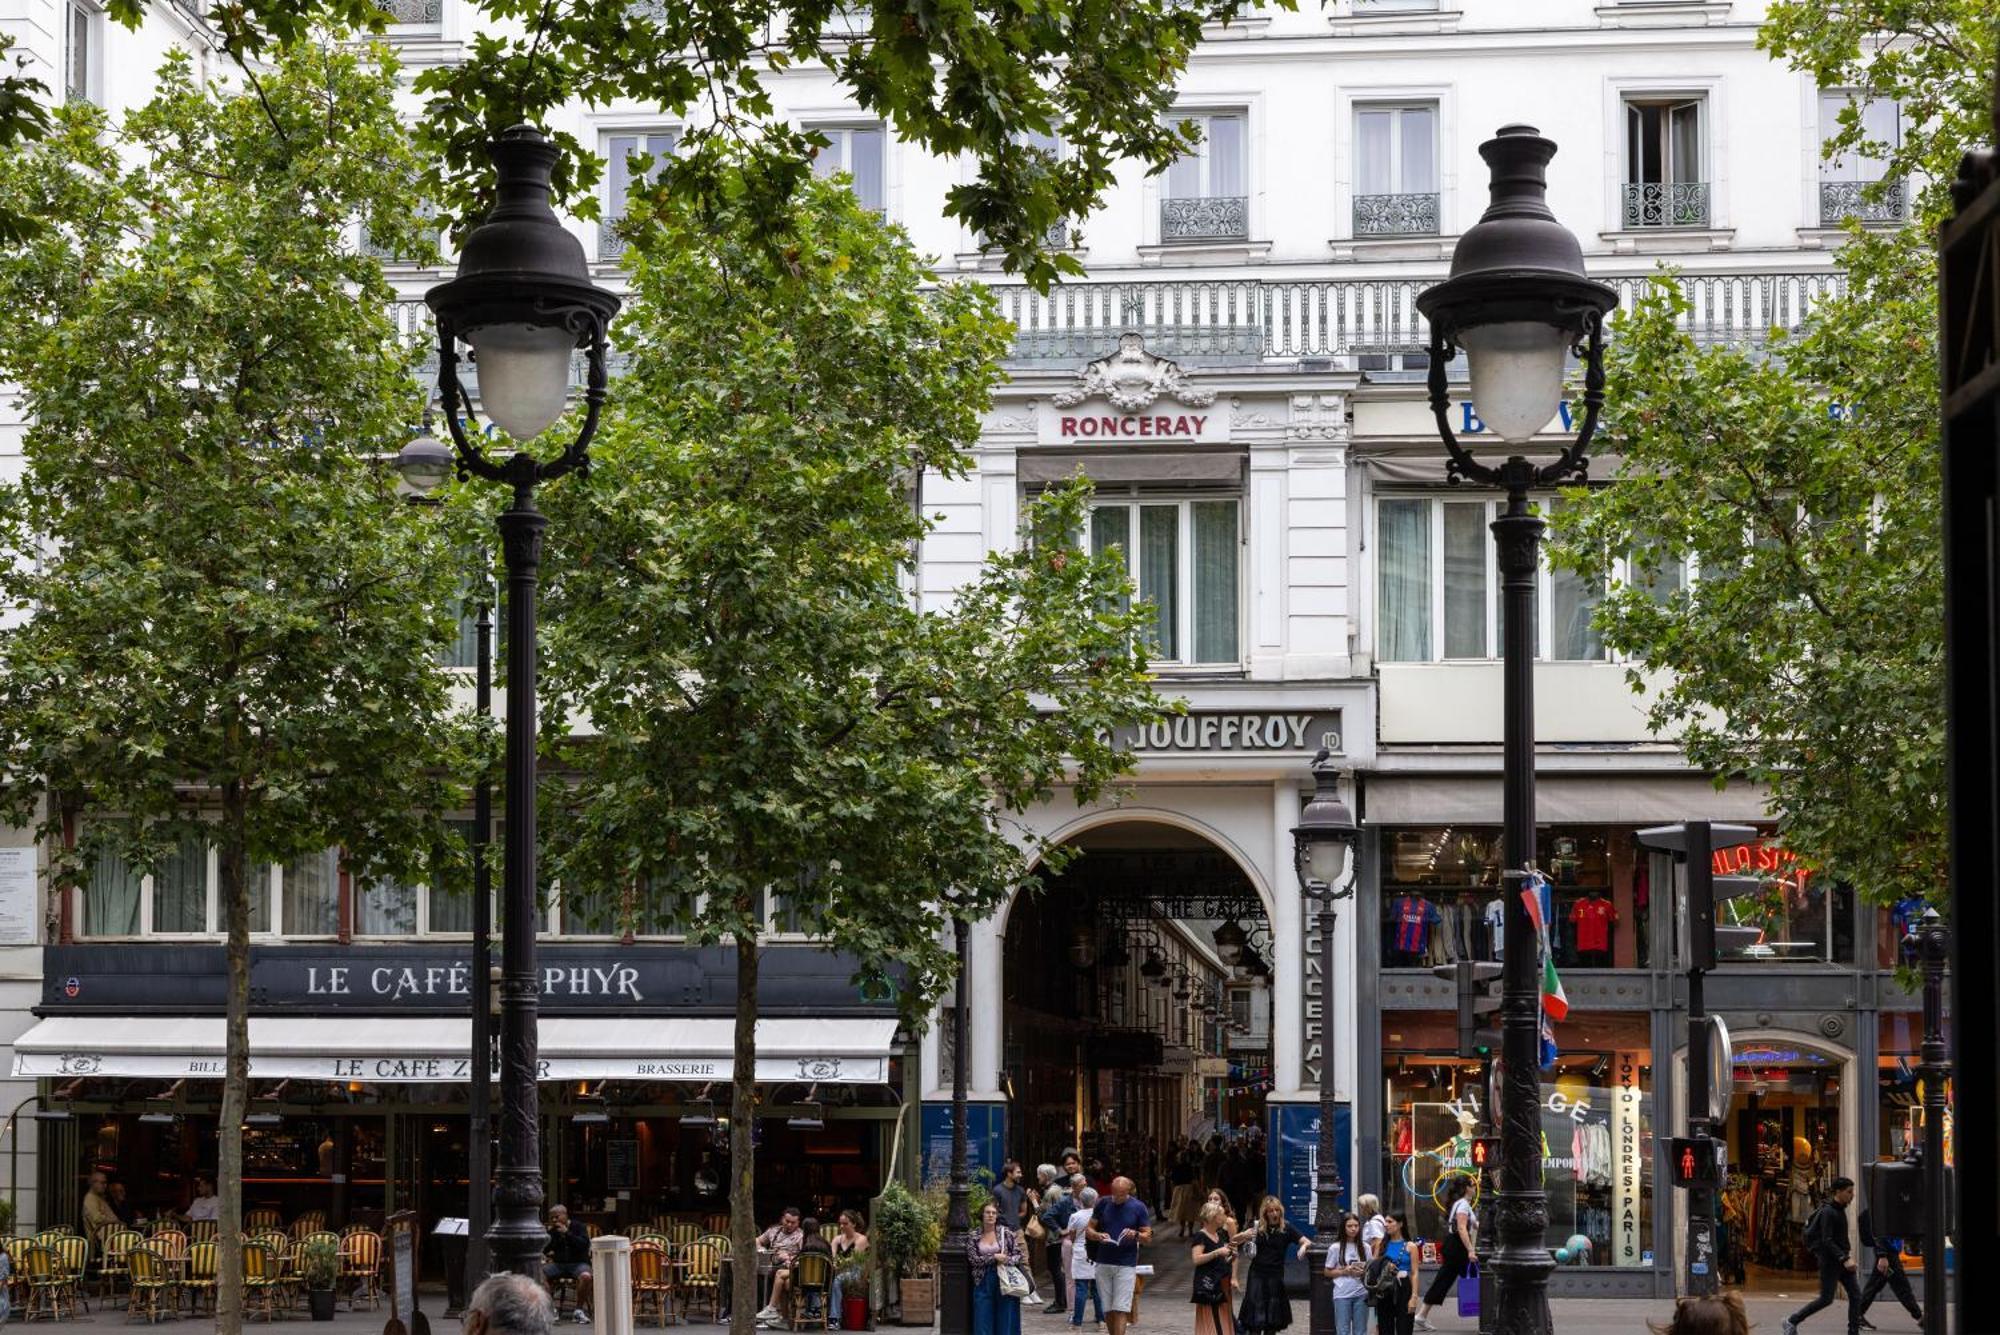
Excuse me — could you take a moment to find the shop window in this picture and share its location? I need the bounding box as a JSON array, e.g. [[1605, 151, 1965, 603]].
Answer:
[[1379, 825, 1650, 968], [80, 833, 304, 936], [1721, 1042, 1844, 1278], [1087, 497, 1241, 667], [1703, 836, 1854, 965], [810, 125, 886, 214], [1876, 1012, 1953, 1161], [1382, 1010, 1653, 1267], [1376, 496, 1611, 662]]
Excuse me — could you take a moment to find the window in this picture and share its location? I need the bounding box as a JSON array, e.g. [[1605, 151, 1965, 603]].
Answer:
[[1353, 0, 1437, 10], [1015, 129, 1072, 248], [65, 0, 96, 104], [81, 845, 141, 938], [439, 594, 485, 669], [1087, 498, 1241, 666], [79, 832, 299, 936], [284, 848, 341, 936], [811, 126, 886, 214], [1622, 98, 1705, 228], [154, 836, 208, 935], [601, 130, 680, 260], [426, 819, 479, 933], [1163, 113, 1247, 241], [354, 873, 417, 936], [1376, 496, 1607, 662], [1353, 104, 1439, 236], [1818, 93, 1905, 224]]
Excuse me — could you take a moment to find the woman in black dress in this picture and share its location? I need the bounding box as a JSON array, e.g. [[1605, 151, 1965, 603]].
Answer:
[[1233, 1196, 1309, 1335], [1190, 1202, 1236, 1335]]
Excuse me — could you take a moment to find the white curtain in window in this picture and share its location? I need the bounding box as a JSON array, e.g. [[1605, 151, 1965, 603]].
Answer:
[[244, 863, 271, 933], [1442, 501, 1487, 658], [1549, 503, 1606, 661], [155, 835, 208, 933], [815, 128, 885, 212], [1378, 500, 1432, 662], [1167, 116, 1243, 198], [1400, 106, 1437, 193], [1668, 101, 1700, 183], [284, 849, 340, 936], [428, 819, 477, 934], [1091, 506, 1132, 615], [606, 131, 679, 221], [83, 843, 140, 937], [356, 875, 418, 935], [1139, 505, 1179, 659], [1192, 501, 1239, 664], [1356, 110, 1393, 195], [1166, 119, 1204, 199]]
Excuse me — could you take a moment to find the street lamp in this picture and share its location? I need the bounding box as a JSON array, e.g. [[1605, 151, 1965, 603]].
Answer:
[[937, 907, 974, 1335], [1906, 907, 1950, 1335], [1414, 124, 1616, 1335], [394, 123, 622, 1283], [1292, 748, 1358, 1335]]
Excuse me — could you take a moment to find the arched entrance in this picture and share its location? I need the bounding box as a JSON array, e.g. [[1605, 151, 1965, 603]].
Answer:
[[1003, 819, 1274, 1204]]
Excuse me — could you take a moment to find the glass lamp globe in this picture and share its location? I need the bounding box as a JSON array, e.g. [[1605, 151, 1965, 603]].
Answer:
[[468, 322, 577, 441], [1462, 321, 1571, 444]]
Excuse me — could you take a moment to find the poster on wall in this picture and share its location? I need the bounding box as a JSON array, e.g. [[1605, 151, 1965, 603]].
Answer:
[[1266, 1102, 1351, 1237], [920, 1103, 1005, 1185], [0, 848, 37, 945]]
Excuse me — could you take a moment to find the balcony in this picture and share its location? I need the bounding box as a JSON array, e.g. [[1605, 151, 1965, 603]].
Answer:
[[1819, 179, 1907, 226], [1161, 196, 1248, 242], [1622, 181, 1709, 229], [1353, 192, 1440, 237], [598, 219, 629, 263], [380, 0, 441, 21]]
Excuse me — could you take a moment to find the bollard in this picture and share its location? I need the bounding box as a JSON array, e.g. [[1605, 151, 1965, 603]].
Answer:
[[593, 1236, 633, 1335]]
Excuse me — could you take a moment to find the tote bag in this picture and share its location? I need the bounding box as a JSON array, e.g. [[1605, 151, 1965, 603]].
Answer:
[[1456, 1261, 1480, 1319], [997, 1263, 1034, 1301]]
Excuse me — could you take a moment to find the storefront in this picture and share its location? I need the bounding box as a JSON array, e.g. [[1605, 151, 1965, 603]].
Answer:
[[18, 943, 915, 1254]]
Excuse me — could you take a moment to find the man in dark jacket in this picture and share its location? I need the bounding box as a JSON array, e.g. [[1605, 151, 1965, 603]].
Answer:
[[1856, 1204, 1923, 1327], [1784, 1178, 1860, 1335]]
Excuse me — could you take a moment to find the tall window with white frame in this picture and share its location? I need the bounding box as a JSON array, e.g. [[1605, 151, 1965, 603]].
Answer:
[[1353, 103, 1439, 237], [1818, 93, 1904, 225], [600, 129, 680, 261], [1016, 128, 1070, 248], [1622, 97, 1705, 229], [65, 0, 96, 104], [1163, 113, 1248, 242], [811, 125, 886, 214], [1376, 496, 1616, 663], [1088, 495, 1241, 668]]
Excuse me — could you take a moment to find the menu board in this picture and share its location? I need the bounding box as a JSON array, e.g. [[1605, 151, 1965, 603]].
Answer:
[[607, 1139, 639, 1191], [0, 848, 37, 945], [388, 1211, 417, 1328]]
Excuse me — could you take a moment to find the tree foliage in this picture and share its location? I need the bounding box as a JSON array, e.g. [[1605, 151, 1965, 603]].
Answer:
[[0, 43, 468, 1333], [528, 169, 1162, 1332]]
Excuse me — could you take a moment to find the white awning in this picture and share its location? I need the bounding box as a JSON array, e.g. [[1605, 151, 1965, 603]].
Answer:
[[11, 1015, 899, 1085]]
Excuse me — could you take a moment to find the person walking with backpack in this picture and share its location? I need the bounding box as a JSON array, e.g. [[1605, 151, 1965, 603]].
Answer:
[[1366, 1214, 1420, 1335], [1854, 1203, 1923, 1328], [1782, 1177, 1861, 1335]]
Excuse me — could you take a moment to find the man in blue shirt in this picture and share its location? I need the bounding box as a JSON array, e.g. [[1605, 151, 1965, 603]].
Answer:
[[1086, 1176, 1152, 1335]]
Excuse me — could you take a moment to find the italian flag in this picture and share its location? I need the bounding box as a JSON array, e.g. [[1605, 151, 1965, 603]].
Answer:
[[1520, 877, 1570, 1023]]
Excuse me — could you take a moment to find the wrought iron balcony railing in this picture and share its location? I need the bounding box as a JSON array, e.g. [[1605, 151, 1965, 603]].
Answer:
[[1819, 179, 1907, 226], [1161, 196, 1249, 242], [598, 219, 629, 263], [1353, 192, 1440, 237], [380, 0, 441, 22], [1622, 181, 1710, 229]]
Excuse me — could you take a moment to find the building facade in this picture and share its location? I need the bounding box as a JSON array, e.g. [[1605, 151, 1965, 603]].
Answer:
[[0, 0, 1940, 1298]]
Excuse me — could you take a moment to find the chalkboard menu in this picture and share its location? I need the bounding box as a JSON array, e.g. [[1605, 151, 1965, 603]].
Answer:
[[607, 1139, 639, 1191], [388, 1211, 416, 1328]]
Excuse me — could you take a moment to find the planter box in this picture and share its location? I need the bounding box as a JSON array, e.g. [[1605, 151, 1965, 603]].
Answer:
[[896, 1273, 936, 1326]]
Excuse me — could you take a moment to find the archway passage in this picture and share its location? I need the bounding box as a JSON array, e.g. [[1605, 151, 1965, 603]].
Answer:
[[1716, 1039, 1846, 1289], [1003, 820, 1272, 1216]]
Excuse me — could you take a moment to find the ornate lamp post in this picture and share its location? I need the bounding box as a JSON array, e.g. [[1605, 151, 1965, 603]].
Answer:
[[396, 124, 621, 1281], [1292, 748, 1358, 1335], [938, 913, 974, 1335], [1414, 124, 1616, 1335], [1906, 907, 1950, 1335]]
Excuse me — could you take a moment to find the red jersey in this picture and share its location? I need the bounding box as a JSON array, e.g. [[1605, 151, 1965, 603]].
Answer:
[[1570, 896, 1617, 952]]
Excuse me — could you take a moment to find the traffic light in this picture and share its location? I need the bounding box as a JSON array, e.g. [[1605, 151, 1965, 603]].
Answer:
[[1468, 1136, 1501, 1174], [1635, 821, 1763, 970], [1433, 959, 1504, 1059], [1668, 1136, 1722, 1187]]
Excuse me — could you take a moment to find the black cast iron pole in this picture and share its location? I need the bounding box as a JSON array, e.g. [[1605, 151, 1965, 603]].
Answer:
[[939, 916, 973, 1334], [1492, 473, 1555, 1334], [468, 600, 494, 1290], [1307, 890, 1340, 1335], [491, 475, 548, 1281], [1915, 908, 1949, 1335]]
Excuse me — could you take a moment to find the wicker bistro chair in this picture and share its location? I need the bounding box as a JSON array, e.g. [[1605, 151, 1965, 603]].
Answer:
[[181, 1242, 218, 1316], [790, 1253, 832, 1332], [630, 1240, 672, 1328], [677, 1241, 722, 1325], [241, 1241, 283, 1323], [49, 1235, 90, 1315], [19, 1244, 69, 1321], [147, 1231, 187, 1270], [124, 1247, 174, 1325], [668, 1222, 700, 1249], [185, 1220, 218, 1244], [99, 1229, 143, 1306], [339, 1229, 382, 1311], [289, 1214, 326, 1239], [244, 1210, 283, 1234]]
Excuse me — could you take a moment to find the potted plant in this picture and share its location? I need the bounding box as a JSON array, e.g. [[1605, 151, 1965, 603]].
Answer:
[[872, 1182, 941, 1326], [299, 1236, 341, 1321]]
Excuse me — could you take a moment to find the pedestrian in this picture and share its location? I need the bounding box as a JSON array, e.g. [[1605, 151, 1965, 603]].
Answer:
[[969, 1201, 1028, 1335], [1189, 1202, 1236, 1335], [1855, 1203, 1923, 1328], [1782, 1177, 1861, 1335], [1648, 1293, 1750, 1335], [1170, 1149, 1202, 1239], [1369, 1214, 1419, 1335], [1234, 1196, 1308, 1335], [1323, 1213, 1369, 1335], [1037, 1165, 1074, 1314], [1413, 1176, 1475, 1330], [1087, 1175, 1153, 1335], [1204, 1189, 1241, 1303], [1066, 1187, 1104, 1327], [993, 1161, 1032, 1231], [466, 1274, 558, 1335], [1354, 1194, 1386, 1261]]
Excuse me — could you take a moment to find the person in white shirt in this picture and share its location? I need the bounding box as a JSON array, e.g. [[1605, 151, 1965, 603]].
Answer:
[[1355, 1194, 1386, 1261], [1414, 1178, 1476, 1331], [1322, 1213, 1369, 1335], [1064, 1187, 1101, 1326], [184, 1175, 219, 1224]]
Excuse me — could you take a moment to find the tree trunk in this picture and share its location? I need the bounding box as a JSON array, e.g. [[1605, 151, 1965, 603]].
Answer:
[[216, 781, 250, 1335], [730, 930, 760, 1335]]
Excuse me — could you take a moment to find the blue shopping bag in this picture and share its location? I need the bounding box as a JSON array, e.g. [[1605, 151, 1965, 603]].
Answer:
[[1456, 1261, 1479, 1319]]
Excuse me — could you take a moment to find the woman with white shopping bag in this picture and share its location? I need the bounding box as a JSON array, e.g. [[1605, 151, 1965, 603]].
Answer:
[[970, 1201, 1033, 1335]]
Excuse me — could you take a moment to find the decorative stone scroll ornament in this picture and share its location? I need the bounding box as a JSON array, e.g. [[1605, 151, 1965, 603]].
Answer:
[[1051, 332, 1217, 412]]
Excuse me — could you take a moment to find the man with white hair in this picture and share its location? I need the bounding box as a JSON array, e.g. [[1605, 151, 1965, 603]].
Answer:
[[464, 1274, 556, 1335]]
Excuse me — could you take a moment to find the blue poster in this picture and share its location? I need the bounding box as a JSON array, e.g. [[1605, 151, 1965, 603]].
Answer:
[[919, 1102, 1006, 1186], [1267, 1102, 1351, 1238]]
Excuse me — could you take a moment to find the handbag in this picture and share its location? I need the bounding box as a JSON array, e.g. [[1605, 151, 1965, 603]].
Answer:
[[997, 1263, 1034, 1301], [1192, 1265, 1224, 1305], [1025, 1215, 1047, 1243]]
